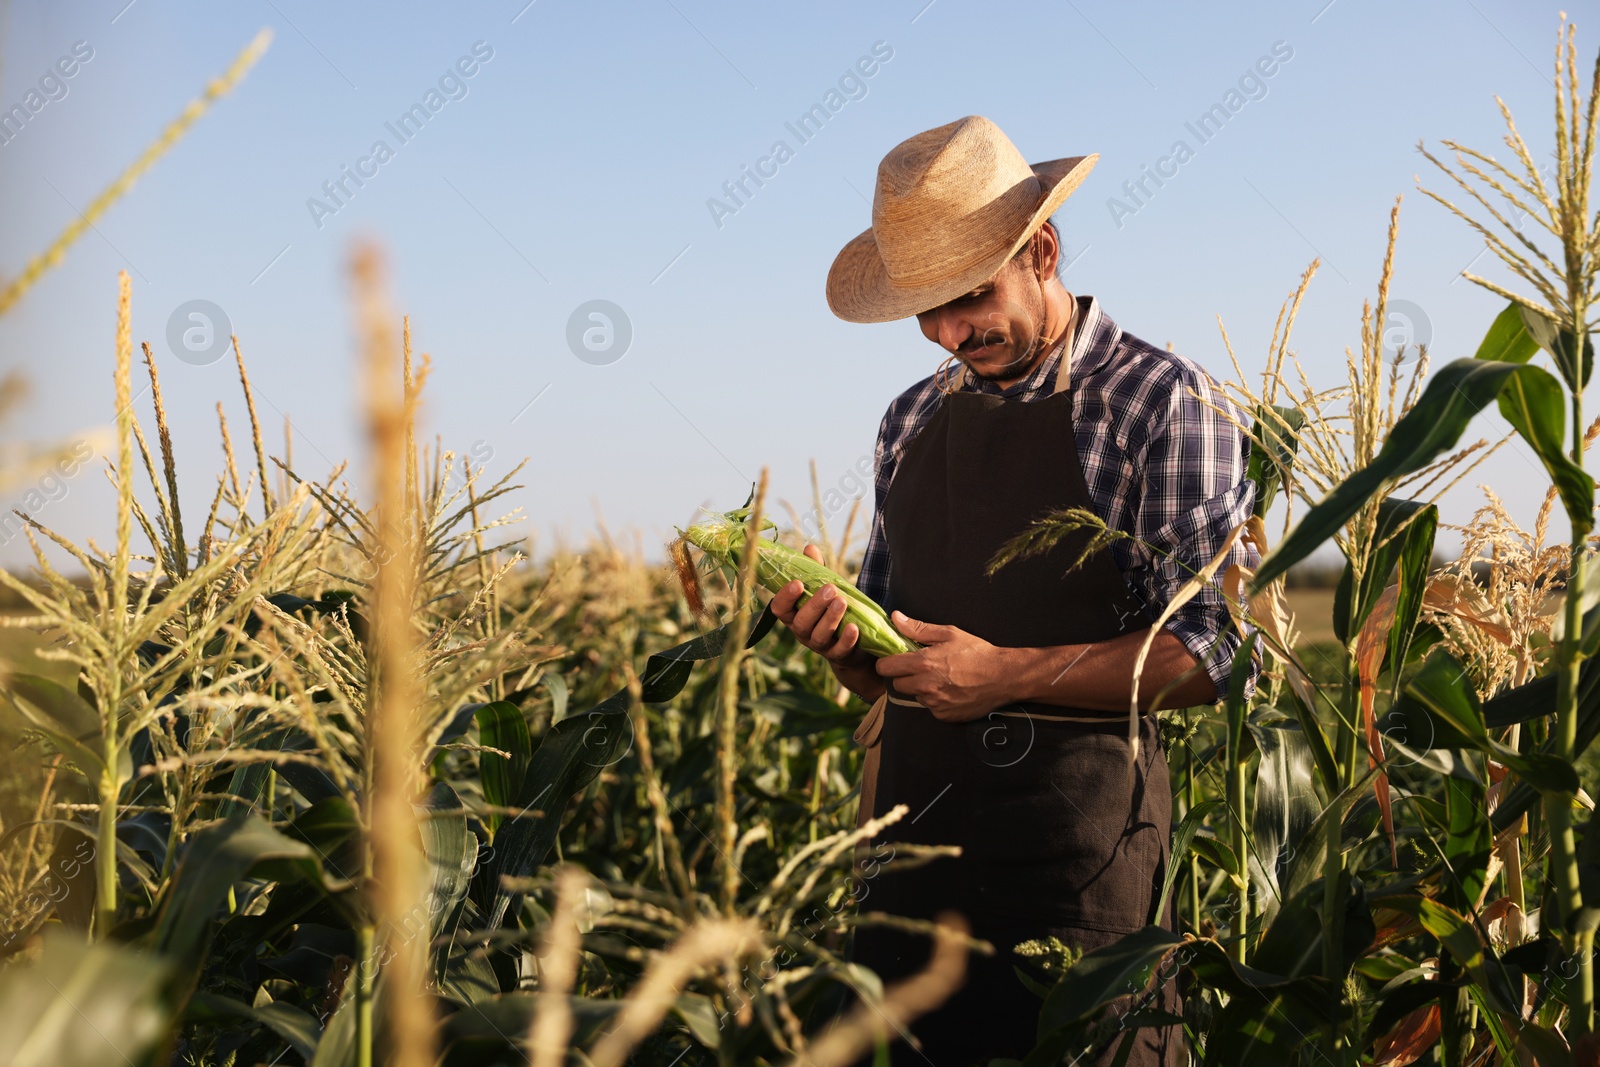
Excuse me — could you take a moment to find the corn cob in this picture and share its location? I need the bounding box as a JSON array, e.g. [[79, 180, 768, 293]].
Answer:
[[679, 518, 918, 657]]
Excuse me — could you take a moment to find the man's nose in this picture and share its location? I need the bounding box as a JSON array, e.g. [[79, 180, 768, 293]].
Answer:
[[933, 310, 972, 353]]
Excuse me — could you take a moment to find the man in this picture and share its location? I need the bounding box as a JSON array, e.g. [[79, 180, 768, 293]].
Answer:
[[772, 116, 1255, 1065]]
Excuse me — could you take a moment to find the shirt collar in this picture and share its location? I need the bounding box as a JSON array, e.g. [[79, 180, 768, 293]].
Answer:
[[962, 295, 1119, 397]]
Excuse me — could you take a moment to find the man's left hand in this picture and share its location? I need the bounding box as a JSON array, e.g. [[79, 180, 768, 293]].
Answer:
[[874, 612, 1018, 722]]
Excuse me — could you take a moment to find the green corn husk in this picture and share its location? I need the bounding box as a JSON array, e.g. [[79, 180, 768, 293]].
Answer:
[[679, 517, 918, 657]]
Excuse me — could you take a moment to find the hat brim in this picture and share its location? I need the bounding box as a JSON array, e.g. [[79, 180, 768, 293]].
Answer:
[[825, 154, 1098, 324]]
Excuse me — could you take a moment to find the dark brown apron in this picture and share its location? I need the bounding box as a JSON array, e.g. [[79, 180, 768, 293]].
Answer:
[[850, 348, 1181, 1067]]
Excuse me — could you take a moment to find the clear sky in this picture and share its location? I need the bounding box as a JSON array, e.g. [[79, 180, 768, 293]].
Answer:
[[0, 0, 1593, 570]]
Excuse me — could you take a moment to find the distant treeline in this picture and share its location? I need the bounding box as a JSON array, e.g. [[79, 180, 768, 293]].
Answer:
[[1284, 556, 1505, 590]]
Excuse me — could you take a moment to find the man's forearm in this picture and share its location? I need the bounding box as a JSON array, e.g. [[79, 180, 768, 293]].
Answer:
[[997, 628, 1217, 712]]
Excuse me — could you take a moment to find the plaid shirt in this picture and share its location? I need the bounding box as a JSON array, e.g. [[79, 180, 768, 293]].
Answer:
[[856, 295, 1256, 700]]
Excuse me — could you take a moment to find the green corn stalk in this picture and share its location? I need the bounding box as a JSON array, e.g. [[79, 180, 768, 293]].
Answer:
[[679, 515, 918, 658]]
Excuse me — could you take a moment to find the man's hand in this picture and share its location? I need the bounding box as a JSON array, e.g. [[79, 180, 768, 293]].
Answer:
[[770, 544, 866, 663], [771, 545, 884, 700], [874, 611, 1017, 722]]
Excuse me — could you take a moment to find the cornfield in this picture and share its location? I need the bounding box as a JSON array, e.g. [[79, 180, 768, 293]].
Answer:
[[9, 14, 1600, 1067]]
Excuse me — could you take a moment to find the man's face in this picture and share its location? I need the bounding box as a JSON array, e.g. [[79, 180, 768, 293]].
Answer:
[[914, 244, 1046, 382]]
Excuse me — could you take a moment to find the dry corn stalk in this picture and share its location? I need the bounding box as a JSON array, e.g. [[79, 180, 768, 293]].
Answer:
[[355, 241, 434, 1067], [528, 866, 589, 1067], [777, 912, 969, 1067], [0, 29, 274, 318], [586, 918, 765, 1067]]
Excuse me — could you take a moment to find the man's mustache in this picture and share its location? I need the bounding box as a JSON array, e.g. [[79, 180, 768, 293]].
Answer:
[[957, 330, 1010, 354]]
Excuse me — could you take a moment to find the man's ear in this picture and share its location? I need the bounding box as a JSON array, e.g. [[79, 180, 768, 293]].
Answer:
[[1033, 222, 1061, 281]]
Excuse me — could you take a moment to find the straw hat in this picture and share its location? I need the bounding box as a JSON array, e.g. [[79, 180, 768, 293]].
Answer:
[[826, 116, 1097, 323]]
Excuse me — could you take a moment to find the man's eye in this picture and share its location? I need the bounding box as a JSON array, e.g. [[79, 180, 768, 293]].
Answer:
[[925, 290, 987, 317]]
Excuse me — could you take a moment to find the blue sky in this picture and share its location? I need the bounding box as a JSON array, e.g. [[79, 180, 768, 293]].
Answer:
[[0, 0, 1592, 569]]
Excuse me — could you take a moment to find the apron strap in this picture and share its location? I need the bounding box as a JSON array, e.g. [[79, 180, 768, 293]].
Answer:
[[889, 688, 1131, 725], [853, 693, 888, 830], [1049, 293, 1079, 395]]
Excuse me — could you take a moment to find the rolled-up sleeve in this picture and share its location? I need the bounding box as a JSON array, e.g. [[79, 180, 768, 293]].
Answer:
[[1122, 366, 1258, 701]]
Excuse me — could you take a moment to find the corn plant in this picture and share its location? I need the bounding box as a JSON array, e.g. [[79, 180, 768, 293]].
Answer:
[[1005, 19, 1600, 1065], [0, 243, 975, 1066], [19, 16, 1600, 1067]]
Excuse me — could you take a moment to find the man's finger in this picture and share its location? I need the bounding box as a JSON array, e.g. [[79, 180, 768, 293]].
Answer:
[[891, 611, 956, 643], [820, 593, 849, 635], [892, 677, 927, 698], [772, 578, 805, 618], [803, 543, 824, 562], [874, 652, 921, 678], [824, 622, 860, 660], [792, 584, 836, 632]]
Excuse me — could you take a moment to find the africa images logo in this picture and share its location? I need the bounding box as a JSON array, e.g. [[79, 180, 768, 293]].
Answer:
[[705, 41, 894, 229], [0, 40, 94, 147], [1106, 40, 1294, 229], [305, 41, 494, 229]]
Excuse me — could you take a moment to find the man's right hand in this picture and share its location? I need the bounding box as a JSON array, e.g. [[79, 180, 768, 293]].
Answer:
[[770, 545, 885, 699]]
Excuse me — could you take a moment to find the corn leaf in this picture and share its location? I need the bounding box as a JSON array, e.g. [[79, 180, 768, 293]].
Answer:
[[1483, 672, 1561, 729], [1511, 1021, 1579, 1066], [1247, 714, 1320, 912], [0, 931, 175, 1067], [1474, 301, 1539, 364], [153, 814, 340, 998], [273, 730, 344, 804], [1388, 654, 1578, 794], [1, 672, 109, 781], [1189, 833, 1239, 874], [1255, 358, 1592, 589], [218, 763, 274, 820], [1519, 304, 1593, 392], [1153, 798, 1223, 929], [434, 993, 622, 1065], [1247, 403, 1305, 519], [310, 976, 361, 1067], [1443, 774, 1491, 916], [185, 992, 321, 1061], [1280, 772, 1381, 905], [480, 605, 778, 928], [1497, 361, 1594, 535], [1387, 503, 1438, 689], [1331, 498, 1434, 647], [1380, 896, 1520, 1017], [1035, 925, 1184, 1036], [473, 701, 531, 833], [418, 781, 473, 949], [1487, 657, 1600, 836], [1196, 884, 1369, 1065], [1363, 982, 1449, 1058], [1281, 679, 1340, 798], [1188, 896, 1342, 1063], [1256, 877, 1371, 984], [439, 941, 501, 1008], [280, 795, 362, 888]]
